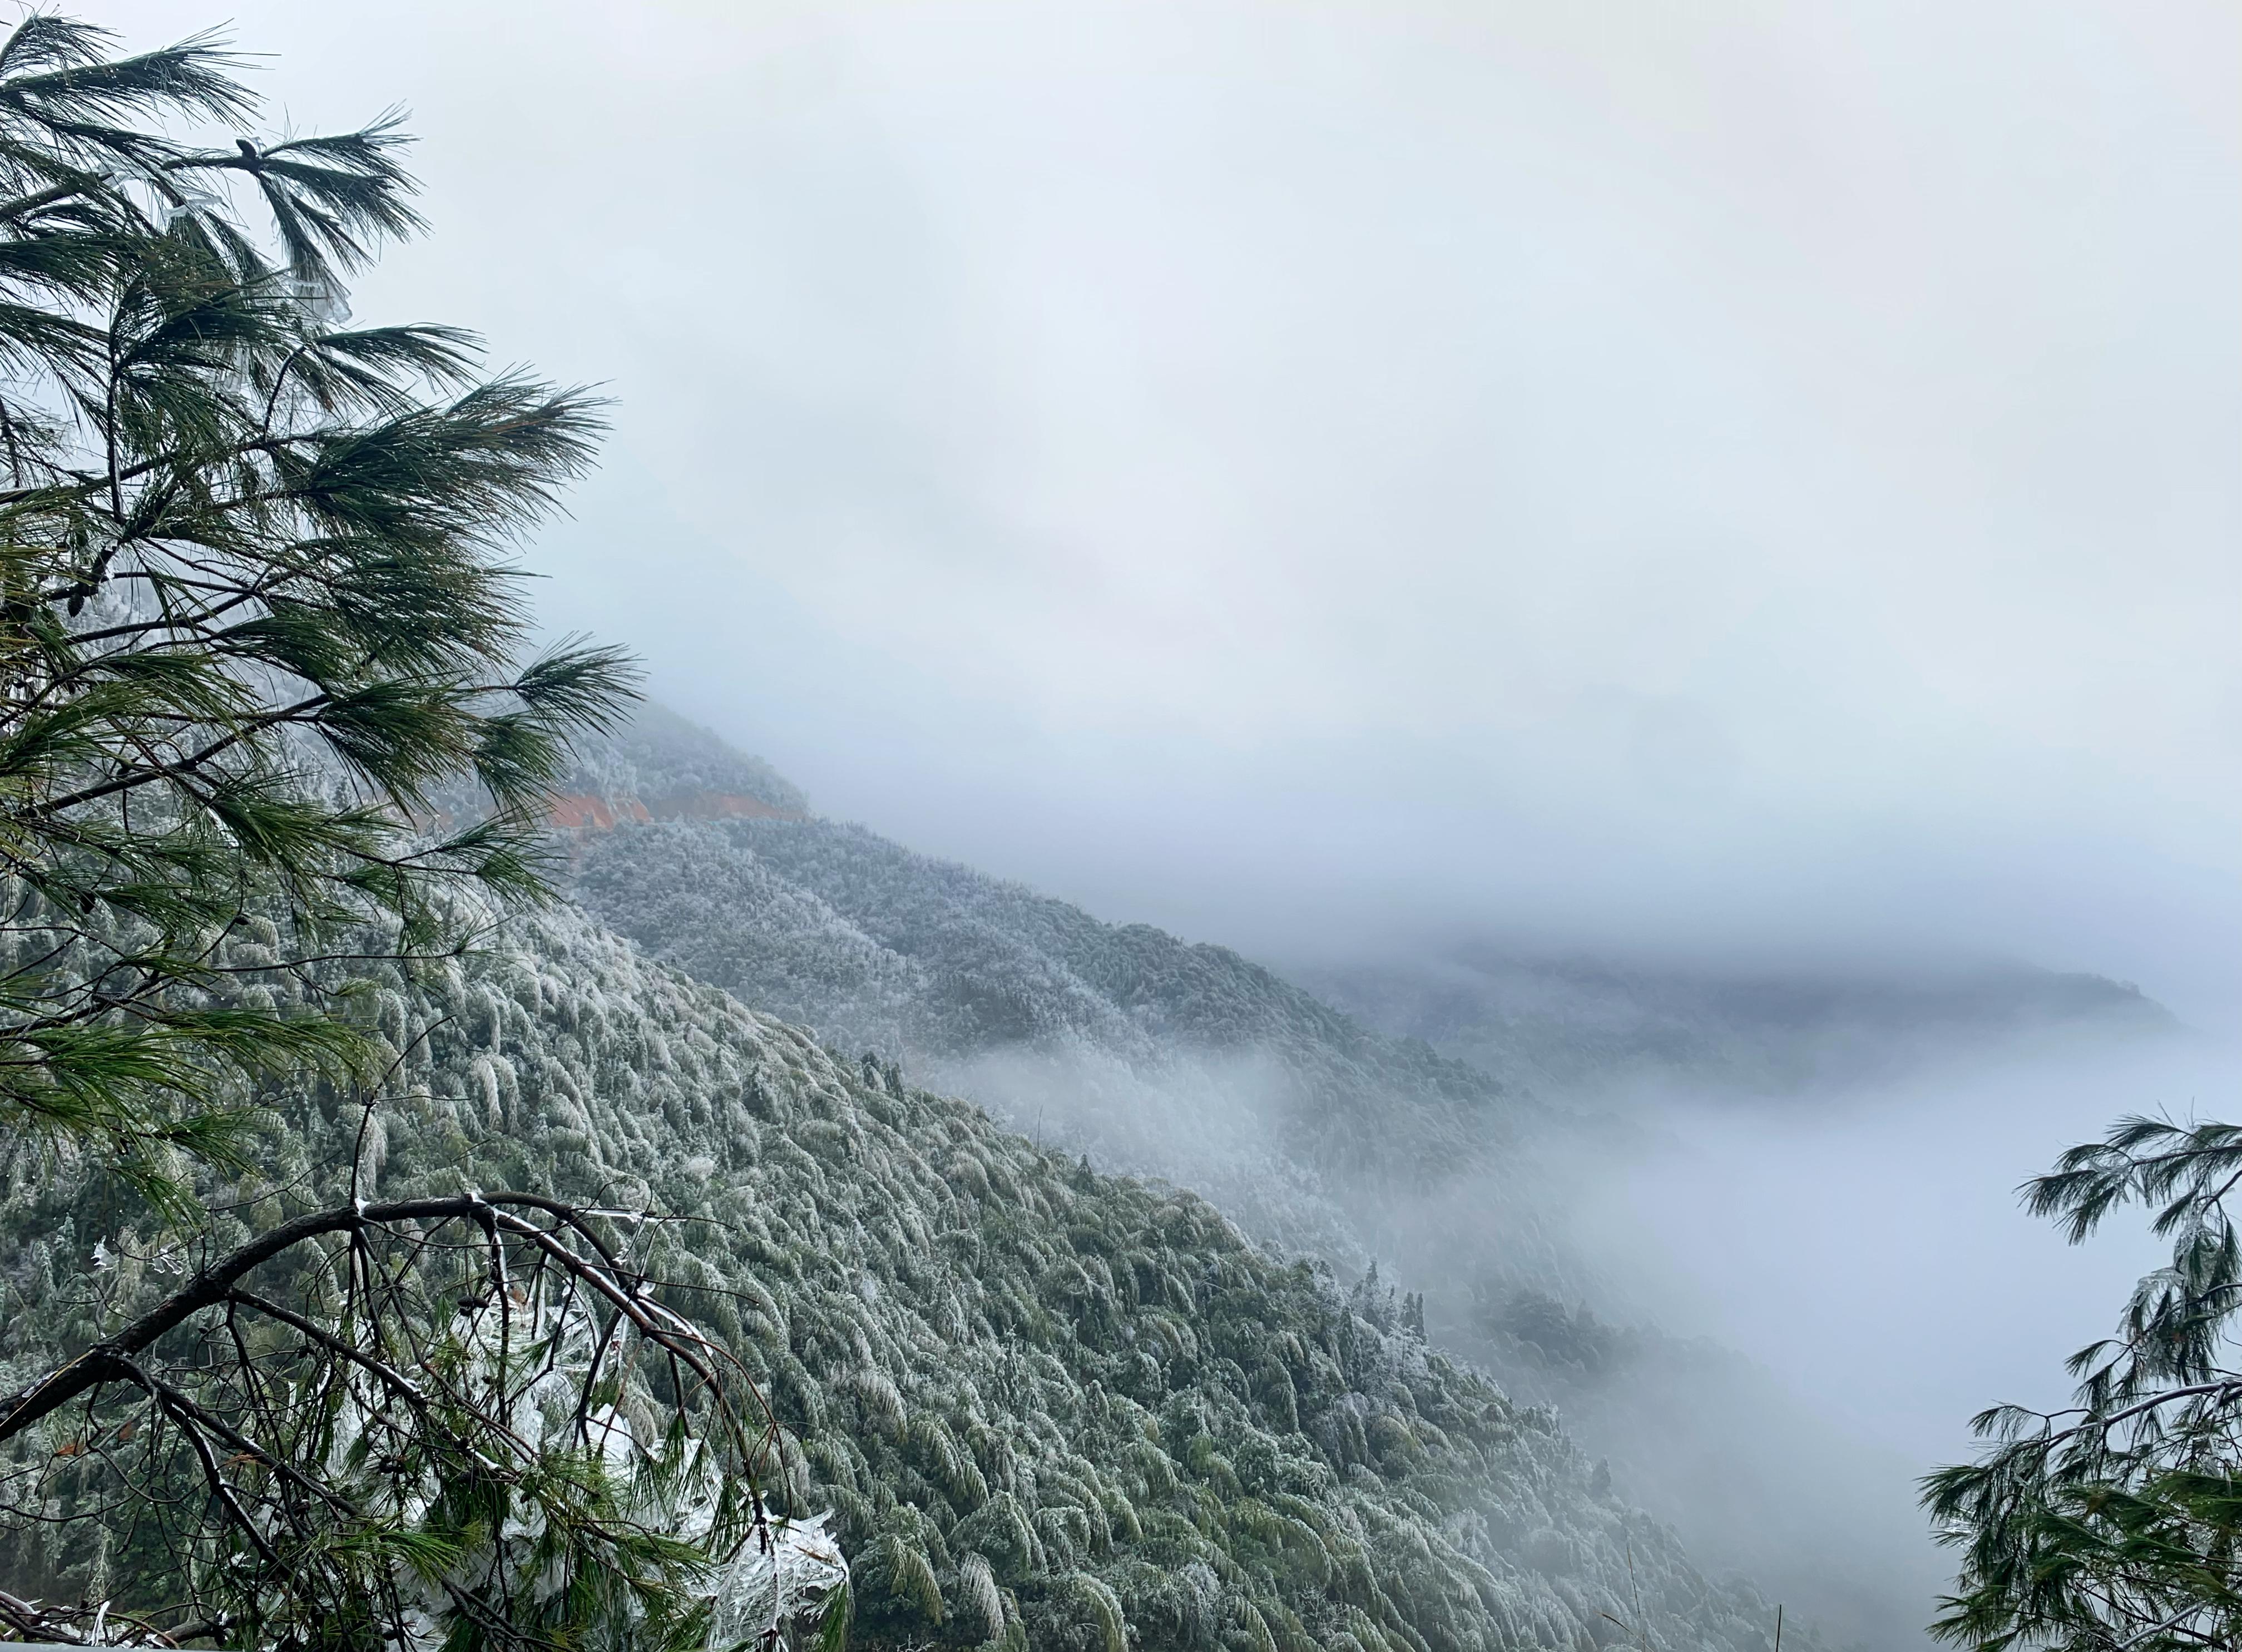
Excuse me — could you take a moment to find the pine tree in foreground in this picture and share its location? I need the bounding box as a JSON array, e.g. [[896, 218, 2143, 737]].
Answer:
[[1927, 1116, 2242, 1652], [0, 9, 633, 1210], [0, 14, 802, 1648]]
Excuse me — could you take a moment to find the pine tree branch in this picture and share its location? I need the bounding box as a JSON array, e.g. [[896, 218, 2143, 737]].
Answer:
[[0, 1194, 481, 1443]]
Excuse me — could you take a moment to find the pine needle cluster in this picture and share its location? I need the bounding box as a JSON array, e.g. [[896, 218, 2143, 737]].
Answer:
[[1926, 1116, 2242, 1651], [0, 11, 636, 1210], [0, 16, 800, 1649]]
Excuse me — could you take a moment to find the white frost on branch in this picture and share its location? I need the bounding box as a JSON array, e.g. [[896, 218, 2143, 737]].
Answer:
[[708, 1511, 849, 1652]]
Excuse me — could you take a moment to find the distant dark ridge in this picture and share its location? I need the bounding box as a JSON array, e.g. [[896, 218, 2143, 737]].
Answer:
[[1300, 944, 2178, 1098]]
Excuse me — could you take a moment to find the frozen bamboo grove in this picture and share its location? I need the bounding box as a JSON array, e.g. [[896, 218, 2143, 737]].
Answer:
[[4, 892, 1787, 1651]]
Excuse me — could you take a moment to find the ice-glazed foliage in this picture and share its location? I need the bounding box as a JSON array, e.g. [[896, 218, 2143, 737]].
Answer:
[[3, 901, 1784, 1652]]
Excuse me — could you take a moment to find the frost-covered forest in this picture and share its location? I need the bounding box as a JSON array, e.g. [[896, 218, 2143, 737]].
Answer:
[[0, 696, 2201, 1650], [0, 14, 1804, 1640], [2, 894, 1791, 1652], [555, 706, 2184, 1651]]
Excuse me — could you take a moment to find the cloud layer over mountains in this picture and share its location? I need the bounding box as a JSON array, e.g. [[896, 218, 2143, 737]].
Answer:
[[95, 0, 2242, 1021], [554, 705, 2199, 1649]]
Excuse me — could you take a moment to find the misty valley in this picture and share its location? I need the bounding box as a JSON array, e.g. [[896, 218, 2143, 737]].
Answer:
[[7, 695, 2199, 1651], [552, 706, 2192, 1652], [0, 9, 2231, 1652]]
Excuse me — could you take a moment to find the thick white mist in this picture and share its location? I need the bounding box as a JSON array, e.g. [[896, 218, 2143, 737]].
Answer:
[[1567, 1028, 2221, 1647], [82, 0, 2241, 1022]]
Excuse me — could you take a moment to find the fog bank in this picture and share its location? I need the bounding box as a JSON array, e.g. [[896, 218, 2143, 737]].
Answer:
[[91, 0, 2242, 1023], [1546, 1028, 2217, 1649]]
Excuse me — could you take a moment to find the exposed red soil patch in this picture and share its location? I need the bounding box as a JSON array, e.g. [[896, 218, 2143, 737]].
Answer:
[[546, 792, 805, 831]]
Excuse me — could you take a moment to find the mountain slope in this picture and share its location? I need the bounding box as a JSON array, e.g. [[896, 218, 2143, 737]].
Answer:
[[540, 706, 2191, 1650], [1, 898, 1784, 1652], [557, 713, 1580, 1292], [568, 815, 1543, 1258]]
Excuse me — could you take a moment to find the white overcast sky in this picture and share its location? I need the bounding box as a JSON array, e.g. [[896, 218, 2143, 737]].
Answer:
[[102, 0, 2242, 1015]]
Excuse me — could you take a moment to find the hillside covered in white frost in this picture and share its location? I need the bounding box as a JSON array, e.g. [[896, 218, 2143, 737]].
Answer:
[[1, 892, 1791, 1652], [542, 705, 2183, 1651]]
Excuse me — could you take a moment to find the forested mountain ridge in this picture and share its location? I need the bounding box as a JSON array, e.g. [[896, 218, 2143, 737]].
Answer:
[[558, 729, 1504, 1096], [557, 707, 2162, 1117], [544, 706, 2181, 1651], [556, 710, 1563, 1277], [1300, 947, 2172, 1101], [0, 896, 1788, 1652], [568, 816, 1535, 1239], [556, 706, 2167, 1287]]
